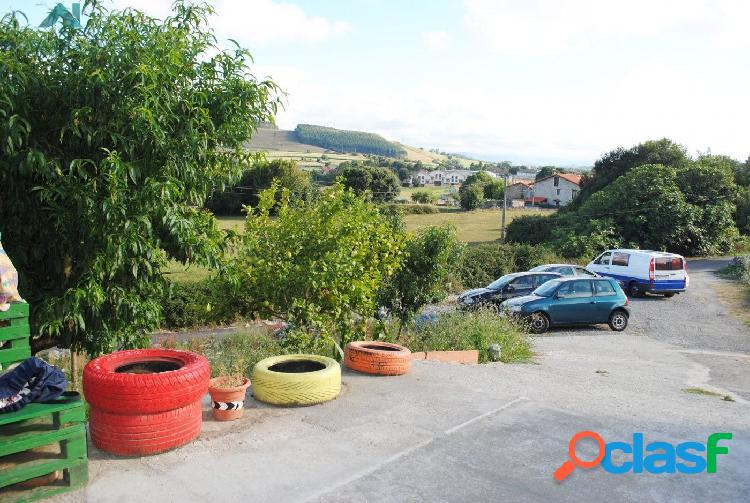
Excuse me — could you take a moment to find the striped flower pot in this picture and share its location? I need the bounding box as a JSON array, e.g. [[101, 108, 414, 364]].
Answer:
[[208, 377, 251, 421]]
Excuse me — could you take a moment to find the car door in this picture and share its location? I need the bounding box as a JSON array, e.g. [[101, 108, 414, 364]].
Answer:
[[548, 280, 595, 324], [592, 279, 618, 322], [504, 275, 535, 300], [589, 252, 612, 277]]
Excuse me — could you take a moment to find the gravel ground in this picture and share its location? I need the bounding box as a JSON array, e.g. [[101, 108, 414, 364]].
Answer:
[[537, 257, 750, 400]]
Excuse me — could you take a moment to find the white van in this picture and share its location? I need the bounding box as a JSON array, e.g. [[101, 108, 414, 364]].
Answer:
[[587, 249, 688, 298]]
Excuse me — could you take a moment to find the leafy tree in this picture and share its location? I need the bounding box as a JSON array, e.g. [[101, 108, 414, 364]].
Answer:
[[535, 166, 567, 181], [574, 138, 690, 205], [340, 166, 400, 202], [483, 179, 505, 200], [205, 159, 313, 215], [378, 226, 463, 333], [577, 163, 735, 255], [459, 184, 485, 210], [458, 171, 501, 210], [411, 190, 437, 204], [0, 3, 279, 355], [228, 182, 404, 354], [736, 186, 750, 235]]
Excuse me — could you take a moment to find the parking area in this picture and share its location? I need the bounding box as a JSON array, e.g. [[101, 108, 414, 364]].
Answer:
[[59, 258, 750, 502]]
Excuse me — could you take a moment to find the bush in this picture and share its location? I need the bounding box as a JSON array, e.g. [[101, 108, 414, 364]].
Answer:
[[378, 226, 464, 330], [506, 214, 557, 245], [205, 159, 313, 216], [411, 190, 437, 204], [456, 243, 561, 288], [720, 256, 750, 283], [382, 203, 439, 215], [390, 309, 532, 363], [176, 330, 283, 378], [161, 280, 242, 329], [227, 182, 404, 354], [459, 184, 484, 210]]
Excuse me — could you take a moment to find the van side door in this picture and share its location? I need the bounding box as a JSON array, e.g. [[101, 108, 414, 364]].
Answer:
[[589, 252, 612, 277]]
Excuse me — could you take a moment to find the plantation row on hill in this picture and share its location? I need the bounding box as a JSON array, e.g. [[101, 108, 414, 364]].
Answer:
[[295, 124, 407, 158]]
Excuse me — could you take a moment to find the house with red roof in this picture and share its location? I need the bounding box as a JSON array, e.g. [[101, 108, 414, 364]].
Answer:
[[529, 173, 582, 207]]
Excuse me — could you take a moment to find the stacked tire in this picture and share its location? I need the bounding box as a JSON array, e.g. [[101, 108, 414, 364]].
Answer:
[[83, 349, 210, 456]]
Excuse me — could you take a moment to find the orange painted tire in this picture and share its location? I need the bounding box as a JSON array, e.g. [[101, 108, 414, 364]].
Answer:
[[344, 341, 411, 376]]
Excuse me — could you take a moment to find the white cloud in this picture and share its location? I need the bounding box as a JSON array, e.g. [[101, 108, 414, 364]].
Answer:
[[462, 0, 750, 54], [422, 30, 451, 50], [211, 0, 351, 46], [109, 0, 352, 46]]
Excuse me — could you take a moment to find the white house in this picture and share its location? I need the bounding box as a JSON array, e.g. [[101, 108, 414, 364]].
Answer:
[[415, 169, 496, 186], [530, 173, 582, 207]]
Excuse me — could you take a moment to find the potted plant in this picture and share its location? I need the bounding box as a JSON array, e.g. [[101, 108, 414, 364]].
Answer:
[[208, 361, 251, 421]]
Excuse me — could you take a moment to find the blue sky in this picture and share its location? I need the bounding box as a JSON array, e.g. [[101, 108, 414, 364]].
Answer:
[[3, 1, 750, 165]]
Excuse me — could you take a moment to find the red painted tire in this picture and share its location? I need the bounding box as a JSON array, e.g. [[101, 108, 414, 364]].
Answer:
[[344, 341, 411, 376], [83, 349, 210, 414], [89, 401, 202, 456]]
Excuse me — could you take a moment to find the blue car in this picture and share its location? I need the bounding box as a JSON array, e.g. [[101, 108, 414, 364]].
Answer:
[[503, 277, 630, 334]]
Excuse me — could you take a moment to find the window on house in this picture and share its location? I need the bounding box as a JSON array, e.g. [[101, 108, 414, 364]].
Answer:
[[556, 189, 561, 195], [554, 176, 559, 187], [572, 189, 578, 198]]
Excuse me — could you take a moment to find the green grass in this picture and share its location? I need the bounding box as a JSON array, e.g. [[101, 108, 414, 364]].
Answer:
[[404, 208, 551, 243], [682, 387, 734, 401], [385, 309, 532, 363], [398, 185, 452, 202]]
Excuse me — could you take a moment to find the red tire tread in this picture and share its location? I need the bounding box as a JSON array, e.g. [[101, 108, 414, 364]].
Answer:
[[344, 341, 411, 376], [89, 402, 202, 456], [83, 349, 210, 414]]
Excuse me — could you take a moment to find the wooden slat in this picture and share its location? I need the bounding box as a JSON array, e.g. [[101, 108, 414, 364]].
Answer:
[[0, 424, 85, 458], [0, 303, 29, 321], [0, 461, 88, 503], [0, 400, 85, 427], [0, 442, 87, 488], [0, 323, 30, 342]]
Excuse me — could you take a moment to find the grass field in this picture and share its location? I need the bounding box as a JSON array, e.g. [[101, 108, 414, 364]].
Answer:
[[404, 208, 549, 243], [397, 185, 453, 201]]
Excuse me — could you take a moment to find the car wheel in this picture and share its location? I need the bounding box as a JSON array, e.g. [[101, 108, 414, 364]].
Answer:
[[608, 310, 628, 331], [627, 281, 642, 298], [663, 293, 675, 298], [529, 312, 550, 334]]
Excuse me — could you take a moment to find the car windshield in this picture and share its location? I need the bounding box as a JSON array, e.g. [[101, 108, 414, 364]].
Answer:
[[487, 274, 515, 290], [533, 279, 562, 297]]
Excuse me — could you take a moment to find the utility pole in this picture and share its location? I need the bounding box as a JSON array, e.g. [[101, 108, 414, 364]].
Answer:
[[501, 172, 509, 241]]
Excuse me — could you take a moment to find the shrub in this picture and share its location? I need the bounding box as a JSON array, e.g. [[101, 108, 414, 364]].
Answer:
[[390, 309, 532, 363], [459, 184, 484, 210], [161, 279, 242, 329], [720, 256, 750, 283], [227, 181, 404, 355], [411, 190, 437, 204], [177, 330, 283, 378], [456, 243, 561, 288], [378, 226, 464, 332], [506, 214, 557, 245], [382, 203, 439, 215]]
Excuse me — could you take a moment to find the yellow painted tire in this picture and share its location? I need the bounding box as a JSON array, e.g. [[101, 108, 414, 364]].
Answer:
[[251, 354, 341, 406]]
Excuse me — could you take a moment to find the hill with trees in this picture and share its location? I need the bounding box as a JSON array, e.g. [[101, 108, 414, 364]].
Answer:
[[295, 124, 407, 157]]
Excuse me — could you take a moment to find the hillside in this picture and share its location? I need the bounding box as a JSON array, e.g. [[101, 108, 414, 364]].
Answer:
[[245, 126, 477, 169]]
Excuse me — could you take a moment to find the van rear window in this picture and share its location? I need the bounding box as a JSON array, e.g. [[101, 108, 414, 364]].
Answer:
[[655, 257, 684, 270]]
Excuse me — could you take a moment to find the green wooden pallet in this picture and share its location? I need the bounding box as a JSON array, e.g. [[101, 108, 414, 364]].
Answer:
[[0, 303, 88, 503]]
